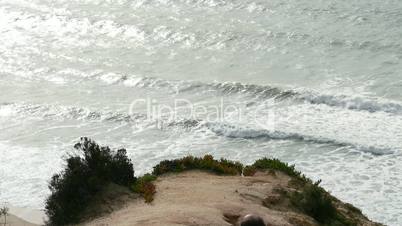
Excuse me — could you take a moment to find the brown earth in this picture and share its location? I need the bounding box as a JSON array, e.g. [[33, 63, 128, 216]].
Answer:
[[82, 170, 381, 226]]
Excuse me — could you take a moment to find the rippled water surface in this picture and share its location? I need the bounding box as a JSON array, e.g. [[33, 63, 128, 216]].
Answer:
[[1, 0, 402, 225]]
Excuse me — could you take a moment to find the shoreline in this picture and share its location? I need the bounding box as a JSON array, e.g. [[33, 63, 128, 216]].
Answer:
[[12, 141, 384, 226], [5, 205, 44, 226]]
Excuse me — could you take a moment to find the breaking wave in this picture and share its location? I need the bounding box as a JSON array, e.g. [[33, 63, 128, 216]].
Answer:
[[0, 102, 145, 123], [205, 122, 395, 155], [92, 73, 402, 115]]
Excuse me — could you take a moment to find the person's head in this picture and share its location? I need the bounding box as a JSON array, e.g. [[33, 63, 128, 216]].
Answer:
[[240, 214, 265, 226]]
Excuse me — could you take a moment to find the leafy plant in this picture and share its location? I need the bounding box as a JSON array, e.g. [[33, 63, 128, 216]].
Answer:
[[290, 180, 355, 226], [45, 137, 136, 225], [291, 181, 336, 222], [152, 155, 243, 176], [0, 206, 9, 225], [252, 158, 310, 183], [131, 174, 157, 203], [243, 166, 257, 176]]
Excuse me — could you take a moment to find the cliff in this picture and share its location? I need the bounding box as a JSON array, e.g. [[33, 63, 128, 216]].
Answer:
[[81, 170, 381, 226]]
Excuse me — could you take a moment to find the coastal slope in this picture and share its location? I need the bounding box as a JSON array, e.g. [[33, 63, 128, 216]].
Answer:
[[82, 171, 380, 226]]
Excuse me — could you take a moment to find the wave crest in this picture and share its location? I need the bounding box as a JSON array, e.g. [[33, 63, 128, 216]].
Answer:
[[0, 102, 145, 123], [93, 73, 402, 115], [205, 122, 395, 155]]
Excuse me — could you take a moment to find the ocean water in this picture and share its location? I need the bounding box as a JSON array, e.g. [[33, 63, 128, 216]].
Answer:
[[0, 0, 402, 224]]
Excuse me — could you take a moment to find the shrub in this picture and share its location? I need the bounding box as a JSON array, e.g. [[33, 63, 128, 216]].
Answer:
[[243, 166, 257, 176], [290, 180, 355, 226], [152, 155, 243, 176], [344, 203, 362, 215], [252, 158, 310, 183], [110, 149, 136, 186], [45, 137, 136, 225], [131, 174, 157, 203], [290, 181, 336, 223], [0, 206, 9, 225]]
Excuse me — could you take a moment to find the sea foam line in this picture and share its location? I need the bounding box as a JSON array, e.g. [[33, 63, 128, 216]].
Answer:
[[0, 102, 397, 155], [0, 102, 145, 123], [90, 73, 402, 115], [204, 122, 396, 155]]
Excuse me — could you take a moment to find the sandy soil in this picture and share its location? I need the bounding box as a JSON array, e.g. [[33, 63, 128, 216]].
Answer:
[[1, 206, 44, 226], [2, 213, 38, 226], [82, 170, 379, 226]]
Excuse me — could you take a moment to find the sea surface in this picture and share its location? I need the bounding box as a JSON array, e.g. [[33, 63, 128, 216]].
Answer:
[[1, 0, 402, 225]]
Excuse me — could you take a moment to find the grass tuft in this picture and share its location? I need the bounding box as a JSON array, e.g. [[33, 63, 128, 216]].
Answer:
[[252, 158, 311, 183], [243, 166, 257, 176], [289, 180, 356, 226], [131, 174, 157, 203], [152, 155, 243, 176]]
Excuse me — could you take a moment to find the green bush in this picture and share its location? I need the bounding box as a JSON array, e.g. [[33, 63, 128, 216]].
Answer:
[[132, 174, 157, 203], [290, 180, 355, 226], [45, 137, 136, 225], [152, 155, 243, 176], [243, 166, 257, 176], [252, 158, 310, 183], [290, 181, 336, 223]]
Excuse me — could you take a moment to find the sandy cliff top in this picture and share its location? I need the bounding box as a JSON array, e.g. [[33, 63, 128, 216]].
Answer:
[[82, 170, 380, 226]]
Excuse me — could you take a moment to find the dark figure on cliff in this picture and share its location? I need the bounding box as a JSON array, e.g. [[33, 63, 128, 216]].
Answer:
[[240, 214, 265, 226]]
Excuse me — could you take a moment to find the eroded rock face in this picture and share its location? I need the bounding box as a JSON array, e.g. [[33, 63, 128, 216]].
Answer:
[[82, 171, 382, 226]]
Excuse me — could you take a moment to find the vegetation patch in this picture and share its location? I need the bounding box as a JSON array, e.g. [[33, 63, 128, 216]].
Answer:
[[45, 138, 136, 226], [131, 174, 157, 203], [252, 159, 359, 226], [44, 139, 369, 226], [152, 155, 243, 176], [344, 203, 363, 215], [243, 165, 257, 176], [252, 158, 311, 183], [289, 180, 356, 226], [0, 206, 9, 225]]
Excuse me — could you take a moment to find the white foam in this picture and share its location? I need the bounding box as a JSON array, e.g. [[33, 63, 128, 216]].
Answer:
[[0, 102, 145, 123], [0, 104, 17, 117]]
